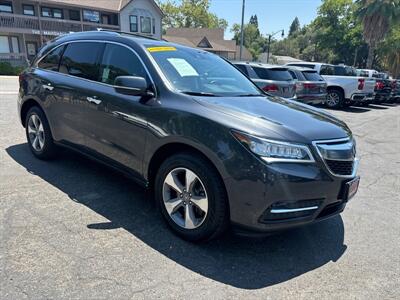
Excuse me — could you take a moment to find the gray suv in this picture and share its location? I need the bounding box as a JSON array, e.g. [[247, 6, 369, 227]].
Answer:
[[233, 62, 296, 99], [18, 31, 360, 241]]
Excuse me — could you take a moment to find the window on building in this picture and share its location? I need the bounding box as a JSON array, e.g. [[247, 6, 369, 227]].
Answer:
[[69, 10, 80, 21], [52, 8, 62, 18], [23, 4, 35, 16], [0, 36, 19, 53], [0, 1, 12, 13], [59, 42, 103, 81], [83, 10, 100, 23], [11, 36, 19, 53], [38, 45, 65, 71], [140, 16, 151, 34], [0, 36, 10, 53], [152, 18, 155, 34], [129, 16, 138, 32], [41, 7, 63, 19], [99, 43, 147, 85]]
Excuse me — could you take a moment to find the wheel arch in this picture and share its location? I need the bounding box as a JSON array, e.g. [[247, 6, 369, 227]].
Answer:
[[20, 98, 44, 127], [327, 85, 345, 96], [146, 142, 228, 193]]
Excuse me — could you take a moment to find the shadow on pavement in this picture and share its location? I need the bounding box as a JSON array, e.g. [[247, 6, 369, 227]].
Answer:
[[319, 105, 371, 113], [6, 143, 347, 290]]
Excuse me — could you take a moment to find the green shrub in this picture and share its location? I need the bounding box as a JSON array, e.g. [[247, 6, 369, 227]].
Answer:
[[0, 62, 25, 76]]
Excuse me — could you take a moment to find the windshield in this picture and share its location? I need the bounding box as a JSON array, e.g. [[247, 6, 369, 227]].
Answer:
[[147, 45, 262, 97]]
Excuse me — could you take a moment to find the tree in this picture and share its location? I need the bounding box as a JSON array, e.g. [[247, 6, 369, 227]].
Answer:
[[288, 17, 300, 37], [377, 24, 400, 77], [355, 0, 400, 68], [231, 15, 267, 60], [249, 15, 259, 28], [157, 0, 228, 30]]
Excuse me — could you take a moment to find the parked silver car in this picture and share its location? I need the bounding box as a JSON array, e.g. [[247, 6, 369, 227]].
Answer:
[[287, 66, 327, 105], [233, 62, 296, 98]]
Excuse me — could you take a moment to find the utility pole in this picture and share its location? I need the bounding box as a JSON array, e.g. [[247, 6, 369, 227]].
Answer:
[[239, 0, 245, 60]]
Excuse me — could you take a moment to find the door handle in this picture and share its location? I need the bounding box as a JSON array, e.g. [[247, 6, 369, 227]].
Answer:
[[42, 84, 54, 91], [86, 96, 102, 105]]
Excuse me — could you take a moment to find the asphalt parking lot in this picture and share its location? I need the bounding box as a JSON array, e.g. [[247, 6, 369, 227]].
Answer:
[[1, 76, 399, 299]]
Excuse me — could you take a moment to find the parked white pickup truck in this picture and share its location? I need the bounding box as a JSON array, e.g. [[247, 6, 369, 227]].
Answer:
[[286, 62, 376, 108]]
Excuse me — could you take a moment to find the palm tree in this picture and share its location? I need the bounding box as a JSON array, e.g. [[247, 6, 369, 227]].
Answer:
[[355, 0, 400, 68]]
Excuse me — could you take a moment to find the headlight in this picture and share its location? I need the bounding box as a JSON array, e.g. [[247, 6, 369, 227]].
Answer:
[[232, 131, 315, 163]]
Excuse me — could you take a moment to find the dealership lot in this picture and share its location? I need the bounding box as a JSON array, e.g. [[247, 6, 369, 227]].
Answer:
[[0, 77, 399, 299]]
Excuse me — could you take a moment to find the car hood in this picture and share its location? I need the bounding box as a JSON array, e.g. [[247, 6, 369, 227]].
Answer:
[[194, 95, 351, 142]]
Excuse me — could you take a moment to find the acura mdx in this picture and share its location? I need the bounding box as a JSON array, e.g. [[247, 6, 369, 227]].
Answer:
[[18, 31, 360, 241]]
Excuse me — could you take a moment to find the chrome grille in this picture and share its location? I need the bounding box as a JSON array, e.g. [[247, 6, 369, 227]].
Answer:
[[313, 138, 358, 177]]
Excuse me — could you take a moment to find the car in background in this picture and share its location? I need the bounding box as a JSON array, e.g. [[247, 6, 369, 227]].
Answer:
[[357, 69, 392, 103], [390, 79, 400, 102], [286, 62, 375, 108], [233, 62, 296, 99], [287, 66, 327, 105]]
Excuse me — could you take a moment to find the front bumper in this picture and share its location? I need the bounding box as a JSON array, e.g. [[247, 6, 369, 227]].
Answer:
[[224, 140, 358, 233]]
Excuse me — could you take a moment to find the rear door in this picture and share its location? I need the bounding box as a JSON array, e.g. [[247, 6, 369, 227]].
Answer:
[[54, 41, 105, 149]]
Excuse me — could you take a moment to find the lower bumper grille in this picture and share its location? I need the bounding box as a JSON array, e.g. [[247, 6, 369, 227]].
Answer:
[[325, 159, 354, 176]]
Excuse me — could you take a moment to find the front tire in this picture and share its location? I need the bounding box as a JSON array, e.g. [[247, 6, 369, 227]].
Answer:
[[326, 89, 344, 108], [155, 152, 229, 242], [25, 106, 57, 160]]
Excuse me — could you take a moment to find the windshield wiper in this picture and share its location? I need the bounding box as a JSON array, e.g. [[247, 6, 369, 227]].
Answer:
[[181, 91, 217, 97]]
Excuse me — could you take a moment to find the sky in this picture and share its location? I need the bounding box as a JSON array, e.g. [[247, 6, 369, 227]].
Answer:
[[159, 0, 323, 39]]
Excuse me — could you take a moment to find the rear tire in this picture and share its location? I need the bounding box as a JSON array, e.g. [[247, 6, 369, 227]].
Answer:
[[155, 152, 229, 242], [25, 106, 57, 160], [326, 89, 344, 108]]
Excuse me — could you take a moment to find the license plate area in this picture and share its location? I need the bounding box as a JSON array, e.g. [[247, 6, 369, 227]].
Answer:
[[343, 176, 360, 201]]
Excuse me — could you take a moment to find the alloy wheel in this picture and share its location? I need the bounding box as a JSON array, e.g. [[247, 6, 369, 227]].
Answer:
[[27, 114, 45, 151], [326, 92, 340, 107], [162, 168, 208, 229]]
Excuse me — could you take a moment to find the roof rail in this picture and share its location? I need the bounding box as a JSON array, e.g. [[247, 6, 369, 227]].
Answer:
[[96, 28, 160, 41]]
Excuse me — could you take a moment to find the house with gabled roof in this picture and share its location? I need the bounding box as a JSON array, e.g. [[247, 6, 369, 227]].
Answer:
[[163, 28, 252, 61]]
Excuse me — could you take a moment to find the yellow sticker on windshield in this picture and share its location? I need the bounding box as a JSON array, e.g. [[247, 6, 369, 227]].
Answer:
[[147, 46, 177, 52]]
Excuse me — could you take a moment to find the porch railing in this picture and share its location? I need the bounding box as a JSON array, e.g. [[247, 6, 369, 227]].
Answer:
[[0, 13, 119, 35]]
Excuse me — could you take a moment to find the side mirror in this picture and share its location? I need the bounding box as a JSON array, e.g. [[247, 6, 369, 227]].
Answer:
[[114, 76, 154, 98]]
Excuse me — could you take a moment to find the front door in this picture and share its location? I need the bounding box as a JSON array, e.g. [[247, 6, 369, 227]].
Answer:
[[80, 43, 152, 174]]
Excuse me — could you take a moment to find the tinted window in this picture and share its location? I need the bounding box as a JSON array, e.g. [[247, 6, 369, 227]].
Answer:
[[320, 65, 334, 75], [234, 64, 248, 75], [288, 70, 297, 79], [69, 10, 80, 21], [358, 70, 369, 77], [23, 5, 35, 16], [253, 67, 293, 81], [99, 44, 147, 85], [0, 2, 12, 13], [59, 42, 103, 81], [38, 45, 65, 71], [302, 71, 324, 81], [288, 64, 315, 69]]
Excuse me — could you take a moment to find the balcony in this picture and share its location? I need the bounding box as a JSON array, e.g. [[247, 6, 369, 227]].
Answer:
[[0, 13, 119, 36]]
